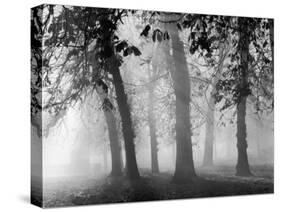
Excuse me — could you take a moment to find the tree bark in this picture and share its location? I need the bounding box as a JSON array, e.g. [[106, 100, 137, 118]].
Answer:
[[103, 109, 123, 177], [255, 120, 262, 160], [169, 23, 196, 183], [236, 18, 252, 176], [95, 77, 123, 177], [107, 56, 140, 180], [202, 95, 215, 167], [147, 72, 159, 174], [202, 43, 227, 167]]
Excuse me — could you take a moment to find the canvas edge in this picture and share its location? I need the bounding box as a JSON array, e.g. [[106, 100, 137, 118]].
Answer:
[[30, 4, 44, 208]]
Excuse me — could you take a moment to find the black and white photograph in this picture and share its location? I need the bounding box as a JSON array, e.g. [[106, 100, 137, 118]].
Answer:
[[30, 3, 274, 208]]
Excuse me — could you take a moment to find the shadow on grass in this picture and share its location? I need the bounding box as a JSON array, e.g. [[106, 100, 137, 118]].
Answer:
[[43, 166, 273, 208], [69, 175, 273, 206]]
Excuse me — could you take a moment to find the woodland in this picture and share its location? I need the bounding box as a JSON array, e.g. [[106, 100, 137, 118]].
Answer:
[[31, 5, 274, 207]]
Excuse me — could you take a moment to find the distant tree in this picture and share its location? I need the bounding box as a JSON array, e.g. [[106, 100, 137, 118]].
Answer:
[[140, 13, 198, 182], [202, 43, 231, 167], [148, 59, 161, 173]]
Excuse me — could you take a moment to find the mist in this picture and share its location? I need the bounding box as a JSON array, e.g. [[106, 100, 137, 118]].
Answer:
[[31, 5, 274, 208]]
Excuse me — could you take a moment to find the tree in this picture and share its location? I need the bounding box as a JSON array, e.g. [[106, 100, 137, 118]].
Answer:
[[184, 15, 273, 176], [235, 17, 252, 176], [168, 22, 196, 182], [104, 56, 140, 180], [42, 6, 142, 180], [147, 61, 160, 174], [96, 78, 123, 177], [222, 17, 273, 176], [140, 13, 198, 182], [202, 43, 230, 167]]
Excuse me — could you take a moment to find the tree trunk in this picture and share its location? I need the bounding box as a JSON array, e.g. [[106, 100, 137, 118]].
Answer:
[[254, 118, 263, 160], [103, 110, 123, 177], [107, 56, 140, 180], [169, 23, 196, 183], [201, 43, 227, 167], [202, 95, 215, 167], [148, 76, 159, 174], [103, 146, 108, 173], [96, 78, 123, 177], [201, 42, 230, 167], [236, 18, 252, 176]]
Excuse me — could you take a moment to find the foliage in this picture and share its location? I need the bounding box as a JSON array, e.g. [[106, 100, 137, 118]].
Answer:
[[185, 16, 273, 114], [42, 6, 142, 114]]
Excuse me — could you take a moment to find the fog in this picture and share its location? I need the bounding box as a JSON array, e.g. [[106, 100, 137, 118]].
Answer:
[[41, 102, 273, 179], [31, 5, 274, 207]]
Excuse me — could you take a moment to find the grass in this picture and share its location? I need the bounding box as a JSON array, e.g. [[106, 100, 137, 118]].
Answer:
[[42, 165, 273, 208]]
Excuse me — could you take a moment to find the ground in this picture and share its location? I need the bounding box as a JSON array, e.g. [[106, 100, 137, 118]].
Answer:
[[42, 165, 273, 208]]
